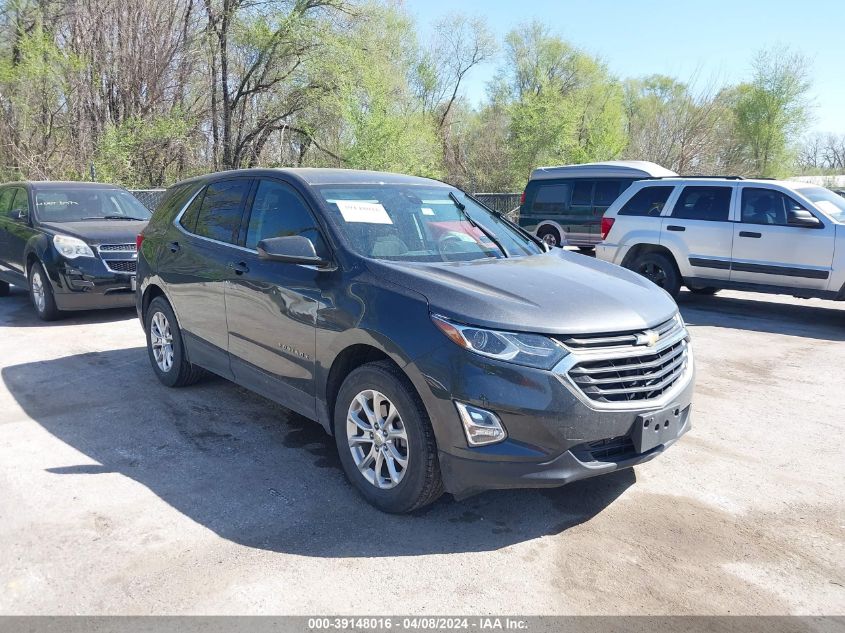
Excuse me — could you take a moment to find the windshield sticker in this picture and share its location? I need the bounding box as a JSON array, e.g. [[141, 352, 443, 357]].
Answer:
[[421, 207, 435, 216], [335, 200, 393, 224]]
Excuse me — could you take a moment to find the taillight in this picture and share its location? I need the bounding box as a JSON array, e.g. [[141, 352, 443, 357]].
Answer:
[[136, 233, 145, 251], [519, 190, 526, 206], [600, 217, 615, 240]]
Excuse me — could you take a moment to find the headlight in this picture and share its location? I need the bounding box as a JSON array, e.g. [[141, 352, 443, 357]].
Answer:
[[431, 314, 568, 370], [53, 235, 95, 259]]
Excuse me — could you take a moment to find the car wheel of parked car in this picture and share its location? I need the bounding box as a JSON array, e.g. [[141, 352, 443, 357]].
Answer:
[[28, 261, 61, 321], [688, 286, 719, 296], [537, 226, 562, 248], [334, 361, 443, 513], [145, 296, 205, 388], [0, 280, 9, 297], [630, 252, 681, 299]]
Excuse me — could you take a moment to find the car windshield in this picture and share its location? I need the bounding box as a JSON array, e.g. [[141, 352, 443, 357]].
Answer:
[[314, 184, 542, 262], [33, 188, 151, 222], [797, 186, 845, 222]]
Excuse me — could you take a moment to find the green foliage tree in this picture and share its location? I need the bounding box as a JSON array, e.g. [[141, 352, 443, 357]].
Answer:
[[732, 47, 811, 177]]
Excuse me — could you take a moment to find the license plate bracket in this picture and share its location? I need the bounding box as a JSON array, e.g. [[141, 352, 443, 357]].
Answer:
[[633, 405, 681, 453]]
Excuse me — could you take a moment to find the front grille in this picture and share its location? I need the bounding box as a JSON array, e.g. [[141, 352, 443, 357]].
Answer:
[[98, 243, 136, 253], [558, 316, 682, 349], [569, 340, 688, 403], [104, 259, 137, 273]]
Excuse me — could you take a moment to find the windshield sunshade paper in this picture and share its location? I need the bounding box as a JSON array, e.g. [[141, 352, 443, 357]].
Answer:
[[335, 200, 393, 224]]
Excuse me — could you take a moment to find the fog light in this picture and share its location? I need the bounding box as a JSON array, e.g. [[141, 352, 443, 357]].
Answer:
[[455, 402, 507, 446]]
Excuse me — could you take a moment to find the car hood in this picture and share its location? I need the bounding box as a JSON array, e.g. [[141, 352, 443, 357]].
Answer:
[[39, 220, 148, 244], [370, 250, 678, 335]]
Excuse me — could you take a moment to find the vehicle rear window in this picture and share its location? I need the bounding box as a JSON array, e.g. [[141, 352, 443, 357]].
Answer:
[[530, 183, 571, 213], [672, 186, 732, 222], [191, 179, 251, 244], [618, 186, 673, 216]]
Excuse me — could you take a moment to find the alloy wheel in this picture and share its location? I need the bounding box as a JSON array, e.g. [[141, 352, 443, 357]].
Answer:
[[30, 270, 46, 313], [150, 311, 175, 373], [541, 232, 558, 247], [639, 262, 667, 288], [346, 389, 409, 489]]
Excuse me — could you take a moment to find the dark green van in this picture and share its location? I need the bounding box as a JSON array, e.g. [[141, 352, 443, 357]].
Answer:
[[518, 161, 676, 249]]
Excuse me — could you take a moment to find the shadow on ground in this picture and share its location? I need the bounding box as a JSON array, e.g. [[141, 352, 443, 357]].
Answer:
[[2, 347, 634, 557], [676, 290, 845, 341], [0, 286, 136, 327]]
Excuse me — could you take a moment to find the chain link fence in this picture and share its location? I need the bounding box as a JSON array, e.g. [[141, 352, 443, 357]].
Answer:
[[130, 189, 523, 220], [130, 189, 167, 211]]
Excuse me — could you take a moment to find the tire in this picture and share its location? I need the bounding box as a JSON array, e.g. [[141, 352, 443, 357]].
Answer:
[[0, 280, 9, 297], [334, 361, 443, 513], [144, 296, 205, 387], [28, 261, 61, 321], [630, 252, 681, 299], [537, 226, 562, 248], [688, 286, 719, 296]]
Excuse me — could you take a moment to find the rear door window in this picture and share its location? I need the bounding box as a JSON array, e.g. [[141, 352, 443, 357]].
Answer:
[[672, 186, 732, 221], [191, 179, 252, 244], [618, 186, 674, 216], [530, 183, 571, 214]]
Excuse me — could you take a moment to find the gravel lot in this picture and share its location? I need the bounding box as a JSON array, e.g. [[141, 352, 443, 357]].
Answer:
[[0, 285, 843, 615]]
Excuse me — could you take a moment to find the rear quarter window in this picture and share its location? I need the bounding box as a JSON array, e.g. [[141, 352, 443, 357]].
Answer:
[[618, 186, 674, 217], [529, 183, 571, 214]]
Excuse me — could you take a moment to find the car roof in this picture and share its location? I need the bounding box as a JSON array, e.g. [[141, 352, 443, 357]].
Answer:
[[172, 168, 450, 189], [529, 161, 678, 181]]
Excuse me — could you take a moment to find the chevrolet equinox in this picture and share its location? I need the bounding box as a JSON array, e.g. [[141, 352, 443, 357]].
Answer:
[[136, 169, 695, 513]]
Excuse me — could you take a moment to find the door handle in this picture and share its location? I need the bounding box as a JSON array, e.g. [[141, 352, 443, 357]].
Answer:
[[739, 231, 762, 238], [168, 241, 180, 253], [667, 225, 686, 232], [227, 261, 249, 275]]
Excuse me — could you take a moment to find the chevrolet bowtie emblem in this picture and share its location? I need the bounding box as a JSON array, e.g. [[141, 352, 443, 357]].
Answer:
[[636, 329, 660, 347]]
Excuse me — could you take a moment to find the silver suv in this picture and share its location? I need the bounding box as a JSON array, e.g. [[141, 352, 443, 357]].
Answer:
[[596, 177, 845, 301]]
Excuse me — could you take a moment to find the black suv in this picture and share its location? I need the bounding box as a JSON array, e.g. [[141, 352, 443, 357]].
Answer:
[[0, 181, 150, 319], [137, 168, 694, 513]]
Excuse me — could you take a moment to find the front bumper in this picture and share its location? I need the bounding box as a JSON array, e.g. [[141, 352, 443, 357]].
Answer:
[[47, 258, 136, 311], [408, 335, 695, 499]]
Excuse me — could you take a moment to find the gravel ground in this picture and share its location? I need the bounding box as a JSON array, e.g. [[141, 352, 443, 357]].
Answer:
[[0, 285, 843, 615]]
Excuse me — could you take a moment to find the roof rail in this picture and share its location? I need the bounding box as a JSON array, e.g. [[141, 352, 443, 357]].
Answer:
[[647, 175, 746, 180]]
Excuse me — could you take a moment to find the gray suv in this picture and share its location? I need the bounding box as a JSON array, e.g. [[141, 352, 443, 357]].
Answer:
[[136, 168, 694, 513]]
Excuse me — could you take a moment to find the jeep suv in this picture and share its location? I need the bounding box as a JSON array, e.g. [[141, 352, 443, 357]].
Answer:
[[597, 177, 845, 301], [136, 168, 694, 513]]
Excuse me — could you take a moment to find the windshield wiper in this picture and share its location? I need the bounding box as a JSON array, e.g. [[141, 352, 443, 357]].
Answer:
[[448, 192, 509, 258], [82, 215, 148, 221], [463, 192, 547, 251]]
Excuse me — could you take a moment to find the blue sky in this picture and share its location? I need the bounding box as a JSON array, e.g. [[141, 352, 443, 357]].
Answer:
[[404, 0, 845, 135]]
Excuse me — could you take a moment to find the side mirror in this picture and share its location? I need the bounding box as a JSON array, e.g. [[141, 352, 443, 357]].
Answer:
[[14, 210, 28, 222], [257, 235, 331, 268], [787, 208, 821, 228]]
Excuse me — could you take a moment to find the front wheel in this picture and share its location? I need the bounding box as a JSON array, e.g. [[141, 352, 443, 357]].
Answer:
[[334, 361, 443, 513], [144, 296, 205, 387], [28, 261, 61, 320], [629, 252, 681, 299]]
